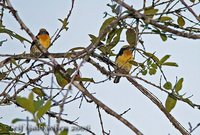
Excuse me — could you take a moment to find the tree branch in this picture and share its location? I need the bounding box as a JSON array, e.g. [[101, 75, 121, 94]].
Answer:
[[113, 0, 200, 39], [126, 77, 190, 135], [47, 111, 96, 135], [51, 0, 75, 46], [73, 81, 143, 135], [5, 0, 35, 40], [86, 54, 194, 134], [179, 0, 200, 22]]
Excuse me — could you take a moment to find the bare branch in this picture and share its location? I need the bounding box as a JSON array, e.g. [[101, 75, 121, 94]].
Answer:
[[113, 0, 200, 39], [47, 111, 95, 135], [73, 81, 143, 135], [86, 54, 196, 134], [126, 77, 190, 135], [51, 0, 75, 46], [97, 106, 107, 135], [5, 0, 35, 40], [179, 0, 200, 22]]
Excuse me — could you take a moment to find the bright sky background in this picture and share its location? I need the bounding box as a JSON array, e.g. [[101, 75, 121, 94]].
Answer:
[[1, 0, 200, 135]]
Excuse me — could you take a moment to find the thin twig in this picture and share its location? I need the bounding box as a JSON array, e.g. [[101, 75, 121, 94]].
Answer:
[[126, 77, 190, 135], [188, 122, 200, 133], [97, 106, 107, 135], [5, 0, 35, 40], [73, 81, 143, 135], [113, 0, 200, 39], [47, 111, 95, 135], [50, 0, 75, 46], [179, 0, 200, 22], [120, 108, 131, 116]]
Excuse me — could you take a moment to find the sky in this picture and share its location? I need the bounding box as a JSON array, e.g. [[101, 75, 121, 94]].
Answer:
[[1, 0, 200, 135]]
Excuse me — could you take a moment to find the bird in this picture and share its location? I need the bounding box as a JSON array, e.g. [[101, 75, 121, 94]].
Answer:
[[113, 45, 135, 83], [30, 28, 51, 54]]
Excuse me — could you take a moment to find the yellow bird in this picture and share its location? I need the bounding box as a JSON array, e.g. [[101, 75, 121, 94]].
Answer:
[[114, 45, 135, 83], [30, 28, 51, 54]]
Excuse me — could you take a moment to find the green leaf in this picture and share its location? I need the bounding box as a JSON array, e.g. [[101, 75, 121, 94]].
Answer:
[[0, 122, 13, 133], [147, 59, 152, 65], [151, 63, 157, 69], [141, 69, 147, 75], [89, 34, 98, 44], [32, 87, 46, 97], [177, 16, 185, 27], [76, 77, 94, 82], [107, 28, 123, 49], [165, 94, 177, 112], [149, 68, 156, 75], [11, 118, 23, 124], [106, 29, 117, 43], [36, 100, 51, 120], [129, 60, 139, 66], [98, 45, 115, 56], [159, 55, 171, 65], [184, 98, 194, 106], [37, 123, 46, 128], [0, 27, 31, 43], [160, 33, 167, 41], [162, 62, 178, 67], [143, 52, 159, 63], [98, 46, 107, 54], [0, 72, 7, 80], [175, 78, 184, 93], [34, 99, 45, 112], [59, 128, 68, 135], [126, 28, 137, 46], [54, 70, 69, 88], [139, 63, 145, 68], [144, 7, 158, 18], [190, 0, 195, 3], [28, 92, 34, 101], [99, 17, 116, 35], [152, 29, 161, 34], [66, 68, 76, 76], [163, 81, 172, 90], [107, 3, 117, 13], [111, 29, 122, 45], [16, 96, 35, 114], [58, 18, 69, 31], [159, 16, 172, 22]]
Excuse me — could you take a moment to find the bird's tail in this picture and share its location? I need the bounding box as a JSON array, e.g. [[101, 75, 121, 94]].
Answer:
[[113, 76, 121, 83]]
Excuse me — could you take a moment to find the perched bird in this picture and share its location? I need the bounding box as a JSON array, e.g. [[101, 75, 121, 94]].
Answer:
[[114, 45, 135, 83], [30, 28, 51, 54]]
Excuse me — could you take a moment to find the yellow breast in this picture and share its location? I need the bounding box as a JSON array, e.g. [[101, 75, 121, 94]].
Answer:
[[116, 50, 133, 73], [37, 34, 51, 49]]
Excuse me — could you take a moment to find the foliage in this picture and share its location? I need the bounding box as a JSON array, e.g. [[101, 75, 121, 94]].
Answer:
[[16, 92, 51, 126], [0, 0, 200, 134], [0, 122, 24, 135]]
